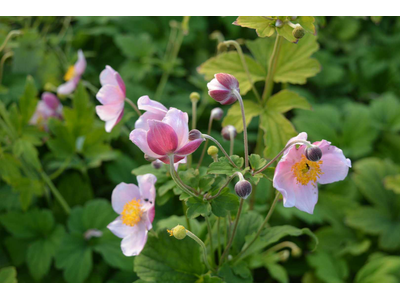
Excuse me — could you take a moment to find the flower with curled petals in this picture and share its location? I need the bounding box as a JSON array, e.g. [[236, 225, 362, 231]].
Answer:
[[57, 49, 86, 95], [134, 95, 168, 130], [95, 66, 126, 132], [130, 107, 204, 164], [207, 73, 240, 105], [273, 132, 352, 214], [30, 92, 63, 131], [107, 174, 157, 256]]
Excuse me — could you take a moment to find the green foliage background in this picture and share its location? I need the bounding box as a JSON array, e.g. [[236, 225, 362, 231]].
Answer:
[[0, 16, 400, 283]]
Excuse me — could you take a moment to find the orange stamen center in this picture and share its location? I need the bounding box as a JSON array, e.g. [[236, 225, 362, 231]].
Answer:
[[292, 155, 323, 186], [121, 199, 143, 227]]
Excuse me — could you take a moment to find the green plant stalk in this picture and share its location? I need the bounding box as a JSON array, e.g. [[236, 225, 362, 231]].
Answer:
[[186, 230, 215, 272], [125, 97, 141, 116], [49, 155, 72, 180], [182, 201, 192, 231], [233, 89, 249, 168], [217, 218, 222, 262], [168, 155, 198, 198], [0, 51, 14, 86], [205, 216, 214, 267], [205, 173, 236, 200], [197, 116, 213, 168], [40, 169, 71, 215], [202, 134, 240, 169], [220, 197, 245, 264], [0, 30, 21, 53], [232, 192, 280, 263]]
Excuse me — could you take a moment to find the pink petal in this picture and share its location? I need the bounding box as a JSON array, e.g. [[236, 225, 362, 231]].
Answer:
[[175, 139, 203, 156], [147, 120, 178, 156], [284, 132, 309, 155], [111, 182, 141, 214], [135, 111, 165, 130], [115, 72, 126, 96], [100, 65, 118, 87], [209, 90, 236, 105], [215, 73, 239, 90], [137, 95, 168, 114], [137, 174, 157, 211], [162, 108, 189, 149], [147, 207, 155, 225], [314, 140, 352, 185], [107, 216, 135, 238], [157, 155, 185, 164], [95, 102, 124, 132], [57, 77, 79, 95], [74, 49, 86, 76], [96, 85, 125, 105], [120, 222, 148, 256], [207, 78, 229, 92], [129, 129, 162, 159], [42, 92, 60, 110]]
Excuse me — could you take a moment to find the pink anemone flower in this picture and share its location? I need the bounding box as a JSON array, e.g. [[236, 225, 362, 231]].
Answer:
[[134, 95, 168, 130], [95, 66, 126, 132], [57, 49, 86, 95], [107, 174, 157, 256], [207, 73, 240, 105], [130, 107, 204, 164], [30, 92, 63, 131], [273, 132, 351, 214]]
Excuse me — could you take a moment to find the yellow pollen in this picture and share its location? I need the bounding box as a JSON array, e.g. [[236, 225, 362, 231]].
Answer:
[[167, 229, 173, 236], [292, 155, 323, 186], [121, 199, 143, 227], [64, 65, 75, 81]]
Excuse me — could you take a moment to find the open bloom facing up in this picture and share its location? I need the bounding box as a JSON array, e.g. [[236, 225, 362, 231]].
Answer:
[[57, 50, 86, 95], [30, 92, 63, 131], [207, 73, 240, 105], [95, 66, 126, 132], [134, 95, 168, 130], [273, 132, 351, 214], [130, 107, 204, 164], [107, 174, 157, 256]]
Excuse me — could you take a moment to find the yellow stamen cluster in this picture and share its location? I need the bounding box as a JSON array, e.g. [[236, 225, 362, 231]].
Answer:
[[292, 155, 323, 186], [64, 65, 75, 81], [121, 199, 143, 227]]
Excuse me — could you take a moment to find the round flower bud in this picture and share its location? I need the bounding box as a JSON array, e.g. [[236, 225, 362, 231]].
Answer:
[[207, 73, 240, 105], [305, 145, 323, 162], [291, 16, 298, 21], [235, 180, 252, 199], [152, 160, 163, 169], [190, 92, 200, 103], [168, 225, 187, 240], [217, 42, 228, 52], [221, 125, 237, 141], [211, 107, 224, 120], [278, 250, 290, 262], [189, 129, 202, 141], [207, 146, 219, 157], [292, 25, 305, 39], [144, 154, 156, 162], [275, 19, 284, 28]]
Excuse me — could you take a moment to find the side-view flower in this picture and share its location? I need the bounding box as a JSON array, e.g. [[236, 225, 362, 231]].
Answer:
[[57, 49, 86, 95], [30, 92, 63, 130]]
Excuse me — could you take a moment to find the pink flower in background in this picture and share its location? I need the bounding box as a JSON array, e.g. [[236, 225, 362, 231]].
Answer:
[[134, 96, 168, 130], [30, 92, 63, 131], [207, 73, 240, 105], [57, 50, 86, 95], [273, 132, 351, 214], [107, 174, 157, 256], [130, 107, 204, 164], [95, 66, 126, 132]]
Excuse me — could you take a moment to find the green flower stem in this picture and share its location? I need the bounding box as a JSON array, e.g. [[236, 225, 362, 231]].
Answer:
[[202, 134, 240, 169], [232, 89, 249, 169], [0, 51, 13, 86], [262, 34, 284, 102], [182, 201, 192, 232], [49, 155, 72, 180], [0, 30, 21, 53], [196, 116, 213, 168], [265, 241, 301, 256], [186, 230, 215, 272], [220, 197, 245, 264], [82, 80, 99, 96], [205, 173, 237, 200], [229, 131, 235, 156], [222, 40, 261, 103], [205, 216, 214, 266], [124, 97, 141, 116], [232, 192, 280, 264], [169, 155, 199, 198], [217, 218, 222, 262], [191, 100, 197, 130], [40, 170, 71, 215], [254, 139, 312, 174]]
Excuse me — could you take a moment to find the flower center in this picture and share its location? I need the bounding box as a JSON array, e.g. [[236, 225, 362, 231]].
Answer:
[[121, 199, 143, 227], [64, 65, 75, 81], [292, 155, 323, 186]]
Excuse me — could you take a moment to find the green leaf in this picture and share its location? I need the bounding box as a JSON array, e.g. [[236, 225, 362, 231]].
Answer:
[[307, 251, 349, 283], [186, 197, 211, 219], [266, 89, 311, 113], [222, 100, 261, 133], [156, 215, 203, 237], [267, 263, 289, 283], [208, 155, 243, 176], [12, 139, 41, 171], [0, 266, 17, 283], [19, 76, 38, 124], [211, 191, 239, 217], [218, 261, 252, 283], [356, 253, 400, 283], [47, 118, 75, 158], [233, 16, 275, 38], [57, 172, 94, 207], [370, 93, 400, 132], [114, 33, 155, 59], [277, 23, 297, 43], [233, 211, 263, 253], [249, 154, 267, 171], [384, 175, 400, 194], [134, 231, 205, 283], [198, 52, 266, 95], [197, 274, 224, 283]]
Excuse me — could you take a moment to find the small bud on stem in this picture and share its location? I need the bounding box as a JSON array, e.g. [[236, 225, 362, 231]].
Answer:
[[305, 145, 323, 162]]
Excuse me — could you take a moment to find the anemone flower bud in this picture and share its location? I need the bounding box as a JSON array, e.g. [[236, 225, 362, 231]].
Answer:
[[221, 125, 237, 141], [305, 145, 323, 162], [207, 73, 240, 105], [144, 154, 156, 162], [151, 160, 163, 169], [293, 25, 305, 39], [235, 179, 252, 199], [168, 225, 187, 240], [211, 107, 224, 120], [207, 146, 219, 157], [275, 19, 284, 28], [189, 129, 202, 141], [190, 92, 200, 103]]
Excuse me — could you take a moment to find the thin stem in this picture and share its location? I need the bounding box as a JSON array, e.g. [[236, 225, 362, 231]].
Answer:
[[229, 134, 235, 156], [0, 51, 13, 85], [186, 230, 215, 272], [40, 171, 71, 215], [82, 80, 99, 96], [265, 241, 300, 255], [232, 193, 280, 263], [262, 34, 284, 102], [182, 201, 192, 231], [223, 40, 261, 104], [196, 116, 213, 169], [191, 100, 197, 130], [169, 156, 199, 198], [125, 98, 141, 116], [217, 218, 222, 262], [233, 90, 249, 168], [202, 134, 240, 169], [205, 216, 214, 266], [254, 139, 312, 174], [0, 30, 21, 53], [220, 197, 245, 264], [205, 174, 236, 200], [224, 216, 228, 248], [49, 156, 72, 180]]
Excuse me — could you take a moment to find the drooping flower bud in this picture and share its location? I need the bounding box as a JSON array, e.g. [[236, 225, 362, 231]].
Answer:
[[211, 107, 224, 120], [221, 125, 237, 141], [217, 42, 228, 52], [275, 19, 284, 28], [235, 179, 252, 199], [207, 73, 240, 105], [152, 160, 163, 169], [189, 129, 202, 141], [167, 225, 187, 240], [278, 250, 290, 262], [207, 146, 219, 157], [190, 92, 200, 103], [292, 25, 305, 39], [144, 154, 156, 162], [305, 145, 323, 162]]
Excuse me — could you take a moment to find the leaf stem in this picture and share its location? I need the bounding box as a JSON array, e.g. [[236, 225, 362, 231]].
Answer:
[[196, 116, 213, 169], [125, 97, 141, 116], [186, 230, 215, 272], [233, 90, 249, 169], [40, 170, 71, 215], [205, 216, 214, 266], [169, 155, 199, 198]]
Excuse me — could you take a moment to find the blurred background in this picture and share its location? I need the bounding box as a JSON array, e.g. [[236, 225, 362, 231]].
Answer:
[[0, 16, 399, 283]]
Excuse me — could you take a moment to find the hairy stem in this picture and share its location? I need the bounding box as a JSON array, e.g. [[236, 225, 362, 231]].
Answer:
[[125, 97, 141, 116], [233, 90, 249, 168], [169, 155, 199, 198], [205, 216, 214, 266]]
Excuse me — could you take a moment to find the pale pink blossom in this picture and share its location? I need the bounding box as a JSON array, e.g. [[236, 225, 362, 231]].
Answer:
[[107, 174, 157, 256], [57, 50, 86, 95], [207, 73, 240, 105], [273, 132, 351, 214], [95, 66, 126, 132], [30, 92, 63, 131], [134, 96, 168, 130]]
